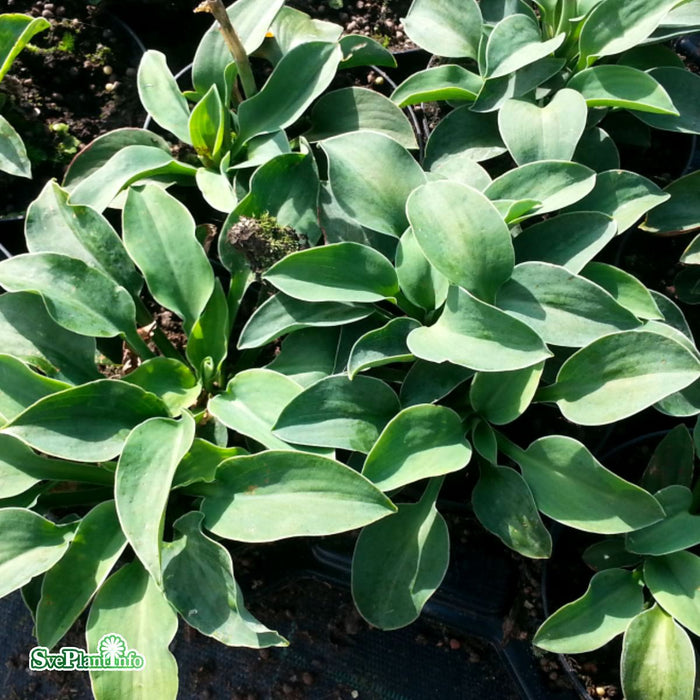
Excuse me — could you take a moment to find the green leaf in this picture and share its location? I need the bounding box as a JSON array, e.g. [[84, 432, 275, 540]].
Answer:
[[121, 358, 201, 416], [617, 44, 685, 72], [87, 560, 178, 700], [402, 0, 482, 58], [580, 262, 663, 319], [496, 262, 641, 347], [208, 369, 305, 451], [484, 14, 565, 79], [25, 181, 142, 297], [265, 242, 398, 304], [123, 184, 214, 331], [0, 354, 69, 423], [0, 508, 73, 599], [651, 290, 693, 340], [578, 0, 680, 67], [362, 405, 471, 491], [643, 170, 700, 236], [173, 439, 245, 489], [0, 292, 98, 384], [498, 90, 587, 165], [511, 435, 665, 533], [36, 501, 127, 649], [116, 414, 194, 584], [472, 462, 551, 558], [621, 605, 695, 700], [568, 65, 678, 114], [267, 327, 339, 387], [306, 87, 417, 149], [339, 34, 396, 70], [406, 181, 514, 302], [186, 280, 229, 380], [395, 228, 448, 312], [0, 253, 143, 348], [626, 486, 700, 556], [534, 569, 644, 653], [0, 113, 31, 178], [189, 85, 225, 161], [237, 292, 373, 350], [67, 145, 197, 213], [196, 168, 237, 213], [427, 153, 492, 190], [641, 425, 694, 492], [538, 331, 700, 425], [0, 13, 49, 81], [137, 50, 191, 144], [273, 374, 400, 453], [636, 67, 700, 134], [484, 161, 596, 219], [0, 435, 48, 498], [470, 363, 543, 425], [2, 379, 168, 462], [573, 127, 620, 173], [322, 131, 426, 237], [391, 66, 482, 107], [237, 41, 342, 144], [162, 512, 286, 648], [424, 107, 506, 166], [400, 361, 473, 407], [644, 551, 700, 637], [513, 212, 617, 273], [348, 318, 419, 379], [407, 286, 551, 372], [352, 480, 448, 629], [201, 451, 396, 541], [564, 169, 669, 235], [582, 538, 641, 572], [471, 419, 498, 463]]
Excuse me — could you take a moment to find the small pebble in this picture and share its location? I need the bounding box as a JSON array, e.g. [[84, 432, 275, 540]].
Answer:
[[356, 0, 364, 8], [301, 672, 314, 686], [281, 683, 293, 695], [103, 65, 113, 76], [373, 76, 385, 86], [56, 6, 65, 16], [448, 638, 461, 650], [350, 692, 359, 699], [548, 671, 558, 681], [595, 688, 606, 698], [104, 82, 116, 92]]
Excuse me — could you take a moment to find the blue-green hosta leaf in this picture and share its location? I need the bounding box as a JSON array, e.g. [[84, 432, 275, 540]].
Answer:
[[484, 14, 565, 79], [348, 318, 419, 379], [189, 84, 225, 162], [470, 363, 543, 425], [195, 168, 237, 214], [509, 435, 665, 533], [162, 512, 286, 648], [565, 170, 670, 234], [116, 414, 194, 584], [580, 262, 663, 319], [123, 184, 214, 331], [626, 486, 700, 556], [351, 479, 448, 629], [400, 361, 473, 407], [186, 279, 229, 381], [322, 131, 426, 237], [480, 0, 537, 23], [583, 538, 641, 572], [391, 66, 482, 107], [538, 331, 700, 425], [0, 354, 69, 423], [424, 107, 506, 166], [498, 90, 587, 165], [0, 13, 50, 82], [617, 44, 685, 71], [578, 0, 680, 67], [362, 405, 471, 491], [641, 425, 694, 492], [644, 171, 700, 236], [137, 50, 191, 144], [0, 253, 144, 349], [402, 0, 482, 58], [428, 153, 492, 190], [496, 262, 641, 347], [201, 451, 396, 541], [267, 327, 339, 387], [395, 228, 448, 312], [644, 551, 700, 637], [264, 7, 341, 57], [513, 212, 617, 273], [273, 374, 400, 453], [265, 242, 398, 303], [173, 439, 246, 489], [406, 181, 514, 302], [534, 569, 645, 653], [484, 161, 597, 219], [573, 127, 620, 173], [407, 286, 551, 373], [236, 41, 342, 144], [0, 114, 31, 178], [472, 462, 551, 558], [568, 65, 678, 114], [0, 292, 98, 384], [121, 358, 201, 416], [306, 87, 417, 149], [25, 181, 142, 297], [86, 560, 178, 700], [651, 291, 694, 341], [36, 501, 127, 649], [2, 379, 168, 462], [339, 34, 396, 70], [237, 292, 373, 350], [0, 508, 74, 599], [621, 605, 695, 700]]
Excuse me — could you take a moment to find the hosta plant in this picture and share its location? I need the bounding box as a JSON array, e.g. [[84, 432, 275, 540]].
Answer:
[[2, 0, 700, 699]]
